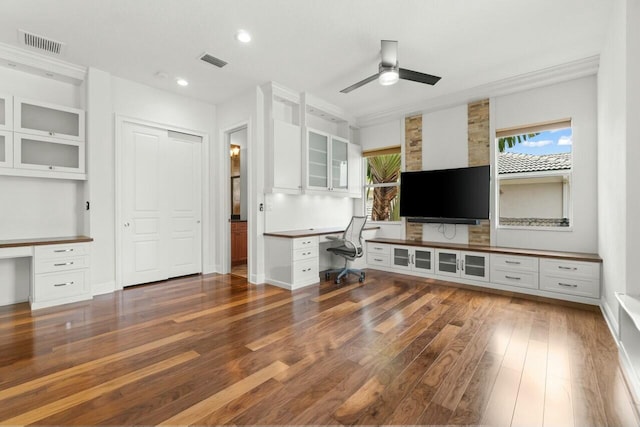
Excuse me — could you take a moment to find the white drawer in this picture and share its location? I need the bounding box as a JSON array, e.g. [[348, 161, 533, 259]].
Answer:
[[33, 270, 88, 301], [367, 253, 390, 267], [540, 259, 599, 279], [491, 268, 538, 290], [368, 243, 390, 256], [491, 254, 538, 272], [293, 246, 318, 261], [292, 258, 318, 283], [34, 242, 89, 259], [35, 255, 89, 274], [540, 274, 599, 298], [292, 236, 318, 250]]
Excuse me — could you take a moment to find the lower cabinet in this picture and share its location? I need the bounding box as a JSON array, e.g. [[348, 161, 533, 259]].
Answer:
[[435, 249, 489, 282], [490, 253, 539, 290], [265, 236, 319, 290], [392, 246, 434, 274], [539, 258, 600, 298], [230, 221, 247, 266], [31, 242, 92, 310]]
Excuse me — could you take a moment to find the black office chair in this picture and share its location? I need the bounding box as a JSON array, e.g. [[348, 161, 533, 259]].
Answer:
[[325, 216, 367, 285]]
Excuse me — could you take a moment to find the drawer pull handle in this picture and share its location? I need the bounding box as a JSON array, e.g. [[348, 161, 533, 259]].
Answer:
[[505, 260, 521, 265], [505, 275, 521, 280], [558, 266, 577, 271], [558, 282, 578, 288], [374, 258, 383, 262], [54, 281, 74, 287], [54, 249, 74, 253], [54, 262, 74, 266]]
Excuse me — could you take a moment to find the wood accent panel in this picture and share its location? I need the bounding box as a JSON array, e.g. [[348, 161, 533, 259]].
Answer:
[[0, 271, 635, 426], [468, 99, 491, 246], [0, 235, 93, 249], [231, 220, 247, 266], [367, 237, 602, 263], [405, 114, 423, 241]]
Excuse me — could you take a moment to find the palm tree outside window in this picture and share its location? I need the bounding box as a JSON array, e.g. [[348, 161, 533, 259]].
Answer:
[[363, 146, 401, 222]]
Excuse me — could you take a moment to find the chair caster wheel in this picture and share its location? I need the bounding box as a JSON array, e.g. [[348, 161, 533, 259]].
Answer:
[[325, 272, 330, 280], [335, 279, 341, 285], [359, 273, 365, 282]]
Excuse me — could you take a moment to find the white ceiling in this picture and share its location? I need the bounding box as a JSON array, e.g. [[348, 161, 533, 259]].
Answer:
[[0, 0, 613, 120]]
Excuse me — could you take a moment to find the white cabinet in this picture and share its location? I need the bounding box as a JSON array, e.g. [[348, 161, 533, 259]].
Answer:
[[305, 128, 350, 194], [540, 258, 600, 298], [490, 254, 539, 289], [367, 242, 390, 267], [265, 236, 319, 290], [0, 131, 13, 168], [14, 97, 85, 141], [436, 249, 489, 282], [263, 83, 303, 194], [14, 133, 85, 174], [0, 93, 12, 131], [31, 242, 92, 310], [392, 245, 435, 274]]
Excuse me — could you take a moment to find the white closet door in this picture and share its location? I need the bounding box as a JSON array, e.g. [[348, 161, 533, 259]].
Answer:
[[122, 123, 168, 286], [167, 132, 202, 278]]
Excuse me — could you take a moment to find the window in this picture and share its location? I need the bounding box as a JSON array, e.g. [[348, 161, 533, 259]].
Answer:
[[363, 146, 401, 222], [496, 119, 572, 228]]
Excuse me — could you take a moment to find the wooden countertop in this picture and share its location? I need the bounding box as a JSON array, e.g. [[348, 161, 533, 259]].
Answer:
[[0, 236, 93, 249], [264, 225, 380, 238], [367, 237, 602, 263]]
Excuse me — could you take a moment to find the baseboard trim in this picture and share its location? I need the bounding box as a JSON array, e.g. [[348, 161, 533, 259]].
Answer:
[[601, 298, 620, 341]]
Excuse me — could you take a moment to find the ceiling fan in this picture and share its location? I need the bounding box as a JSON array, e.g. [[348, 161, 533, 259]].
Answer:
[[340, 40, 441, 93]]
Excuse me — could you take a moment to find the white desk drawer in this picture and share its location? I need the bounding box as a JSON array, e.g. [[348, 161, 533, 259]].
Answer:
[[491, 254, 538, 272], [368, 243, 390, 256], [35, 242, 89, 259], [540, 259, 599, 279], [368, 253, 390, 267], [540, 274, 599, 298], [491, 268, 538, 289], [35, 255, 89, 274], [34, 270, 88, 301], [293, 237, 318, 250], [292, 258, 318, 283], [293, 247, 318, 261]]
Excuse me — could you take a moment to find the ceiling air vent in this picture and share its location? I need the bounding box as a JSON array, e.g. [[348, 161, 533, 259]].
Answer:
[[18, 29, 66, 55], [199, 53, 227, 68]]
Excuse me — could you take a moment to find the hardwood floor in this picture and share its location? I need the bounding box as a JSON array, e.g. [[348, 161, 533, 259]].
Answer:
[[0, 270, 637, 426]]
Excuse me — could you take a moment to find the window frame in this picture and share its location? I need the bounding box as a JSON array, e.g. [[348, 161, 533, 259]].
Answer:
[[362, 146, 402, 224], [495, 119, 574, 231]]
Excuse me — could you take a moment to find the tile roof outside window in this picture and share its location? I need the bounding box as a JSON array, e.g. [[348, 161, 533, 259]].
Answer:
[[498, 152, 571, 174]]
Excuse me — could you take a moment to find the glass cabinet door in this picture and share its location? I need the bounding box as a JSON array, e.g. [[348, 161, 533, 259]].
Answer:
[[15, 98, 85, 141], [414, 249, 433, 273], [392, 247, 411, 270], [461, 252, 489, 282], [0, 131, 12, 168], [331, 136, 348, 191], [437, 250, 459, 277], [308, 130, 328, 188], [0, 95, 9, 130], [15, 133, 84, 173]]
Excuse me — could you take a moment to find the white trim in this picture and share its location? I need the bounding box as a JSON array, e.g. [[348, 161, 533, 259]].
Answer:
[[356, 56, 599, 127], [114, 114, 210, 289], [601, 298, 620, 339], [0, 41, 86, 85], [92, 280, 116, 296]]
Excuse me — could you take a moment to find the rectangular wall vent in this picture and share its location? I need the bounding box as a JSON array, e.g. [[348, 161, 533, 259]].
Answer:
[[18, 29, 66, 55], [199, 53, 227, 68]]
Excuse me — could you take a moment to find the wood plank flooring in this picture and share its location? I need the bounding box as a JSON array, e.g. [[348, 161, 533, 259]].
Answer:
[[0, 270, 637, 426]]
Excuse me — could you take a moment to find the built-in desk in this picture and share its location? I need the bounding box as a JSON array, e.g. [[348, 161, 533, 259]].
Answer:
[[264, 226, 379, 290], [0, 236, 93, 310]]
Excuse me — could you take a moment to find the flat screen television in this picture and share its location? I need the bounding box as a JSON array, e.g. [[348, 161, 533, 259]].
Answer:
[[399, 165, 490, 224]]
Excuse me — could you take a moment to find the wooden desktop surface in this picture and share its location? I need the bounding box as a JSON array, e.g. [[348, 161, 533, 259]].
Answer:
[[264, 225, 380, 238], [0, 236, 93, 249]]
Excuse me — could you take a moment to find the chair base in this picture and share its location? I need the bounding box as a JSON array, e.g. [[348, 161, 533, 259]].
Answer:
[[325, 267, 365, 285]]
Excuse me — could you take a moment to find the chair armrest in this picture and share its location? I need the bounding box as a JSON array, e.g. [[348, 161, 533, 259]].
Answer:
[[325, 235, 341, 241]]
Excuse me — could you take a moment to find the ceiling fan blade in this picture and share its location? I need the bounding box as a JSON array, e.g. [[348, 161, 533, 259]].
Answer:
[[399, 68, 441, 85], [380, 40, 398, 67], [340, 73, 379, 93]]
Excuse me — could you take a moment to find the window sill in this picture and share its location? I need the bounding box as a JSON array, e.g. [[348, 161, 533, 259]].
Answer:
[[367, 221, 403, 226]]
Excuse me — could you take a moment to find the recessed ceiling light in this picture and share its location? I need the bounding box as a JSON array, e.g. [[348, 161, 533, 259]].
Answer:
[[176, 78, 189, 87], [235, 29, 251, 43]]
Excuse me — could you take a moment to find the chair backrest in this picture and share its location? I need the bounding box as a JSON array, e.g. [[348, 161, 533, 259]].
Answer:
[[343, 216, 367, 256]]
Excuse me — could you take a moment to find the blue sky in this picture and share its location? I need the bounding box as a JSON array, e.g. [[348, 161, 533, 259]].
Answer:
[[503, 127, 572, 155]]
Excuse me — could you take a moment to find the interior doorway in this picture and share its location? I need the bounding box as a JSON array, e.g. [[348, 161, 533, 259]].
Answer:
[[228, 126, 248, 278]]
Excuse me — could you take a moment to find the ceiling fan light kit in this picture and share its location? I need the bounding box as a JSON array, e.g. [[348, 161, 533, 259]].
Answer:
[[341, 40, 441, 93]]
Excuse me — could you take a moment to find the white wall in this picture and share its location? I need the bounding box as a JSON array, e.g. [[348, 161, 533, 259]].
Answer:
[[494, 76, 598, 253], [0, 67, 85, 304], [264, 194, 353, 232], [422, 104, 470, 244], [500, 181, 563, 218]]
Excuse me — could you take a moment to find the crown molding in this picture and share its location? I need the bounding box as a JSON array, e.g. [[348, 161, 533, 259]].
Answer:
[[0, 42, 86, 85], [355, 55, 600, 127]]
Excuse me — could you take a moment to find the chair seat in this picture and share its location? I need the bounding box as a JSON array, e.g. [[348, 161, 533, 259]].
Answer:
[[327, 246, 363, 257]]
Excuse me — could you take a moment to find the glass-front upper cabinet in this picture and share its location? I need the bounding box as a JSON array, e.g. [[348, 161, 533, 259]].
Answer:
[[307, 129, 328, 188], [331, 136, 348, 192], [0, 94, 12, 131], [14, 98, 85, 141], [0, 131, 13, 168], [14, 133, 85, 174]]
